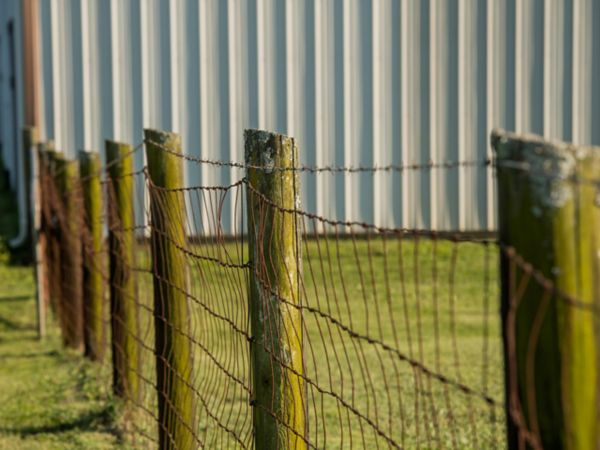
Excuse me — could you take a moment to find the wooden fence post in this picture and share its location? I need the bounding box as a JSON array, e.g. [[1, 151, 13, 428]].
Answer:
[[24, 127, 46, 338], [144, 129, 195, 449], [22, 127, 37, 260], [245, 129, 306, 449], [42, 145, 62, 323], [79, 150, 105, 362], [492, 130, 600, 449], [106, 141, 140, 400], [54, 154, 84, 351]]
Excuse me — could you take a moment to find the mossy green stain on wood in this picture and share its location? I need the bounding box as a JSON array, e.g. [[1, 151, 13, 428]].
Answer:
[[78, 150, 105, 362], [53, 155, 84, 351], [41, 147, 63, 328], [492, 130, 600, 450], [144, 129, 196, 450], [105, 141, 140, 401], [245, 129, 306, 450], [561, 153, 600, 450]]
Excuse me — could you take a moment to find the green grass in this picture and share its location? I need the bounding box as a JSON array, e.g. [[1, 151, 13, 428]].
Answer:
[[0, 161, 506, 448], [0, 170, 121, 450], [126, 234, 505, 449]]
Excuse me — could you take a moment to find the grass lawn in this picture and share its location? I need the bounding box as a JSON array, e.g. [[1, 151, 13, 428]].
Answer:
[[0, 169, 121, 450], [125, 230, 506, 449], [0, 163, 506, 448]]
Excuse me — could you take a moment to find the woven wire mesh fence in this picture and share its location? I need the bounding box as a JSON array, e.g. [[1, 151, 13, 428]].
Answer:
[[33, 128, 600, 449]]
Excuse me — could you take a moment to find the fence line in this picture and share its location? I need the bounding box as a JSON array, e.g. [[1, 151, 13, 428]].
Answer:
[[31, 127, 600, 449]]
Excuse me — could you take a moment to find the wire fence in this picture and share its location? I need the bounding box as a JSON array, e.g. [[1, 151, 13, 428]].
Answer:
[[33, 128, 600, 449]]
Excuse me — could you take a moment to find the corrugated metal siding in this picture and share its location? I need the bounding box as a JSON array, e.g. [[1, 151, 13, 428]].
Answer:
[[0, 0, 25, 191], [26, 0, 600, 231]]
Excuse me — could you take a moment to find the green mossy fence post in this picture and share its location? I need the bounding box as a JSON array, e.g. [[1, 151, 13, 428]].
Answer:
[[106, 141, 140, 400], [493, 130, 600, 449], [79, 150, 105, 362], [54, 154, 84, 351], [144, 128, 195, 450], [245, 129, 306, 450], [43, 145, 62, 324]]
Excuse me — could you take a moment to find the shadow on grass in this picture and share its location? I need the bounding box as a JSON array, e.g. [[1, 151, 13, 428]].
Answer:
[[0, 405, 117, 437], [0, 333, 40, 346], [0, 314, 35, 331], [0, 350, 59, 360], [0, 295, 30, 303]]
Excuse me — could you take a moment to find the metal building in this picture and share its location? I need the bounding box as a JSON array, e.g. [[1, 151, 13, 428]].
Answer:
[[1, 0, 600, 234]]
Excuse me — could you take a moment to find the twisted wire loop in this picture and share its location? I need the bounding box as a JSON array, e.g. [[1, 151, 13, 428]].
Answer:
[[36, 138, 600, 450]]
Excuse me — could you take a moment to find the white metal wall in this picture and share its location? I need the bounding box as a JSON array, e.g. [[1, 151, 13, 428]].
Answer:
[[29, 0, 600, 231]]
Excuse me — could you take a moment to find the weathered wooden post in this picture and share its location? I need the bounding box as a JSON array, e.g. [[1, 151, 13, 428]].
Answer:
[[106, 141, 140, 400], [79, 150, 105, 362], [22, 127, 37, 259], [492, 130, 600, 449], [144, 129, 195, 449], [24, 127, 46, 338], [42, 145, 62, 322], [54, 154, 84, 351], [245, 129, 306, 449]]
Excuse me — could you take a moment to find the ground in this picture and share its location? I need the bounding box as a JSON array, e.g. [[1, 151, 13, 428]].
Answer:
[[0, 163, 505, 449], [0, 167, 121, 450]]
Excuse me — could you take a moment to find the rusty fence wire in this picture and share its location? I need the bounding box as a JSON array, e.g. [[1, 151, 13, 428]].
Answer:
[[34, 130, 600, 450]]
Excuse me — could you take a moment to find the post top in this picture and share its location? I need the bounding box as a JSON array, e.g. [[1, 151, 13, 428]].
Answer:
[[78, 149, 98, 157], [244, 129, 292, 142], [105, 140, 134, 167], [491, 128, 600, 210], [144, 128, 180, 148], [244, 129, 297, 167], [491, 128, 600, 160], [105, 139, 131, 148], [23, 126, 39, 146]]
